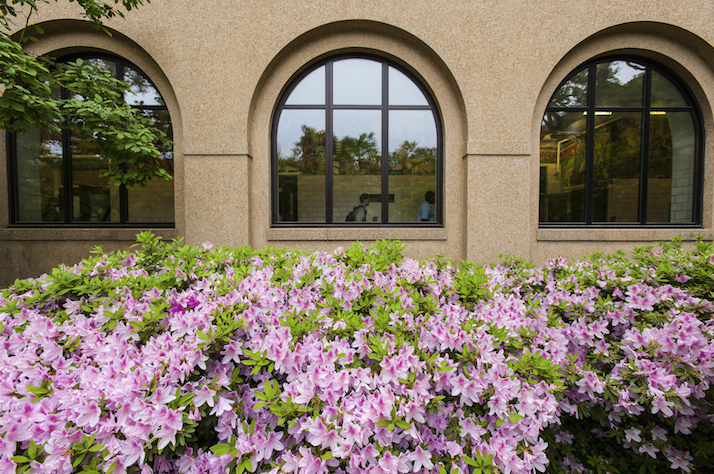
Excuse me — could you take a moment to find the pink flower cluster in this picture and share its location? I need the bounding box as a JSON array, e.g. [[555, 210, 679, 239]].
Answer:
[[1, 237, 713, 473]]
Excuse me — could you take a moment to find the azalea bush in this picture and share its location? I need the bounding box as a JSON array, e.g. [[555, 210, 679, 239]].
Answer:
[[1, 233, 714, 474]]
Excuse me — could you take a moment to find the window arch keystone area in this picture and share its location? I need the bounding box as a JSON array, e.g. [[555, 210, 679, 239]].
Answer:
[[539, 57, 703, 227], [272, 55, 442, 226]]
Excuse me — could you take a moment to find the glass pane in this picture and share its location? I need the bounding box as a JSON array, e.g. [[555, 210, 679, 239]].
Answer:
[[389, 67, 428, 106], [592, 112, 642, 223], [596, 60, 645, 107], [548, 67, 588, 108], [651, 71, 687, 107], [276, 109, 326, 222], [286, 66, 325, 105], [539, 112, 587, 223], [333, 59, 382, 105], [128, 109, 174, 223], [333, 110, 382, 223], [15, 128, 65, 223], [85, 58, 117, 77], [647, 112, 696, 223], [388, 111, 437, 222], [70, 131, 120, 222], [124, 65, 163, 106]]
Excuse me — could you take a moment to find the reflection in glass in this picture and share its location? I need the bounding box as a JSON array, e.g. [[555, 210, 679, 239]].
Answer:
[[592, 112, 642, 223], [70, 131, 120, 222], [286, 66, 325, 105], [86, 58, 117, 77], [539, 112, 587, 223], [548, 67, 588, 108], [596, 60, 644, 107], [647, 112, 695, 223], [15, 128, 64, 223], [124, 65, 162, 106], [332, 110, 381, 223], [333, 59, 382, 105], [129, 109, 174, 223], [389, 67, 428, 106], [388, 111, 437, 222], [333, 110, 382, 175], [651, 71, 687, 107], [276, 110, 326, 222]]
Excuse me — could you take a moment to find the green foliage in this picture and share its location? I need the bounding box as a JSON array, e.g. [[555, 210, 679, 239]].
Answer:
[[340, 238, 405, 272]]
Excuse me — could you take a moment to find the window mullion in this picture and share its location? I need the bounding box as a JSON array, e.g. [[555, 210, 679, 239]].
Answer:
[[639, 66, 652, 225], [118, 59, 129, 224], [325, 61, 334, 224], [60, 85, 73, 224], [584, 64, 596, 225], [7, 132, 20, 223], [381, 62, 389, 224]]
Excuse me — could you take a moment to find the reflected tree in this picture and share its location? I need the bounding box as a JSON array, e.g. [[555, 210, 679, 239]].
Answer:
[[334, 132, 380, 175], [278, 125, 326, 175], [389, 140, 436, 175]]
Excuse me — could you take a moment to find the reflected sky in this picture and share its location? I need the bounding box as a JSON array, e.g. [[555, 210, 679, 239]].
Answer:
[[333, 59, 382, 105], [276, 110, 325, 158], [389, 110, 436, 152]]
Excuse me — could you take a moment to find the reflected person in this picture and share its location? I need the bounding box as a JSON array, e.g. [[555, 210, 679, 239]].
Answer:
[[354, 193, 370, 221], [419, 191, 435, 222]]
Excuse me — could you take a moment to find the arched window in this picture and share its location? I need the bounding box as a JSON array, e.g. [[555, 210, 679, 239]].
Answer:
[[539, 57, 702, 226], [8, 54, 174, 226], [272, 55, 442, 225]]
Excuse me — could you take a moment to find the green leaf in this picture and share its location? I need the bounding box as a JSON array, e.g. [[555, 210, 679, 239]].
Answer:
[[11, 456, 30, 463], [73, 452, 87, 467], [463, 456, 478, 467], [209, 444, 234, 456]]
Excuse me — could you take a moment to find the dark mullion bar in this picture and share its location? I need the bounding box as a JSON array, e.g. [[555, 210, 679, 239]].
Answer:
[[118, 63, 130, 224], [281, 104, 328, 110], [270, 105, 281, 224], [62, 129, 73, 224], [6, 132, 19, 223], [584, 64, 596, 224], [435, 108, 443, 225], [61, 86, 73, 224], [325, 61, 334, 224], [119, 175, 129, 223], [639, 67, 652, 225], [381, 62, 389, 224]]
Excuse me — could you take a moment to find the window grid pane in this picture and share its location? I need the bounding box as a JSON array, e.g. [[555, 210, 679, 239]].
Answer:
[[10, 55, 174, 226], [540, 57, 700, 227], [273, 56, 440, 226]]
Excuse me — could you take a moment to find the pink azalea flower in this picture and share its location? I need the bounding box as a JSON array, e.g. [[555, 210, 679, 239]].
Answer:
[[209, 395, 234, 417], [624, 428, 642, 443], [410, 446, 434, 472]]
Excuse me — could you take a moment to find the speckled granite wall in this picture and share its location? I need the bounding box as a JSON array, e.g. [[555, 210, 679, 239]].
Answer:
[[3, 1, 714, 285]]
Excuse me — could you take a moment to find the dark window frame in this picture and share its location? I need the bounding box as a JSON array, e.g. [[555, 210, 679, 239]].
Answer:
[[6, 53, 174, 228], [270, 54, 444, 227], [539, 55, 704, 228]]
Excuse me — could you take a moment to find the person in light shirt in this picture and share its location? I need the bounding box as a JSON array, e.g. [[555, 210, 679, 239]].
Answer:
[[419, 191, 435, 222]]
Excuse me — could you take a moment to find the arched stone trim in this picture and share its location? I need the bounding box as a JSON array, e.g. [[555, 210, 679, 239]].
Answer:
[[5, 19, 185, 235], [247, 20, 469, 260], [531, 21, 714, 260]]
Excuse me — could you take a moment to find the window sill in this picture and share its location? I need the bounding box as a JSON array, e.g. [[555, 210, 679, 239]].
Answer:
[[0, 228, 178, 241], [267, 227, 447, 242], [537, 228, 711, 242]]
